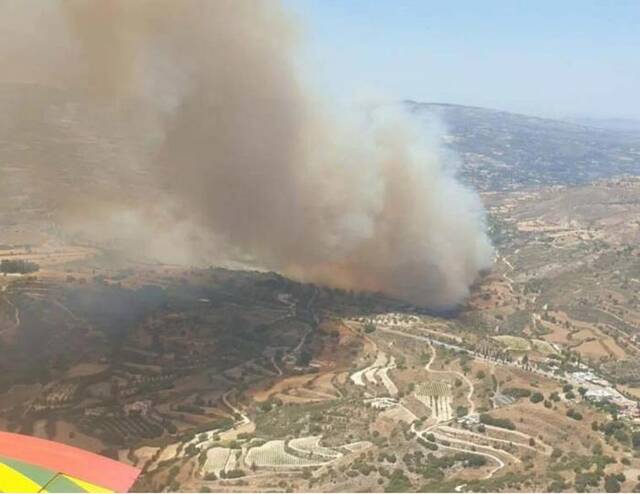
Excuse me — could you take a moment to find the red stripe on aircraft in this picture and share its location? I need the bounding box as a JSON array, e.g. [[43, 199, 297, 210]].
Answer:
[[0, 432, 140, 492]]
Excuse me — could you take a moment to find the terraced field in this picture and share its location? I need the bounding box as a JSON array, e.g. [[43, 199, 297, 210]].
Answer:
[[415, 381, 453, 421], [245, 440, 329, 468], [376, 356, 398, 395], [202, 448, 231, 476], [351, 352, 387, 386], [349, 351, 399, 397], [288, 436, 342, 460], [531, 338, 558, 355], [88, 414, 164, 440], [493, 335, 531, 352], [342, 441, 373, 453]]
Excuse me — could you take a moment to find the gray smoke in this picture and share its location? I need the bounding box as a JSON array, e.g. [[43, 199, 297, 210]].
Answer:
[[0, 0, 493, 308]]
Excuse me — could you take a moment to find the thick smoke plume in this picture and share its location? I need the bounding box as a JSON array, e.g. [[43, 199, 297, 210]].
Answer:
[[0, 0, 493, 308]]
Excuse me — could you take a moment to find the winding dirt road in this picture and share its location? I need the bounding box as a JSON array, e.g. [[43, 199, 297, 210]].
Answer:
[[222, 390, 250, 425]]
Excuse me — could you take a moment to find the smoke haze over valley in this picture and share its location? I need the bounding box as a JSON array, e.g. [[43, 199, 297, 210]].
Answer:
[[0, 0, 493, 308]]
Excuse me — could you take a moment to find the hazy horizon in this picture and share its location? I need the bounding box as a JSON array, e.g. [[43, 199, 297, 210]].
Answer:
[[286, 0, 640, 121]]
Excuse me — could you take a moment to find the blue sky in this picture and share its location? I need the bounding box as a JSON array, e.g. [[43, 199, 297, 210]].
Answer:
[[285, 0, 640, 119]]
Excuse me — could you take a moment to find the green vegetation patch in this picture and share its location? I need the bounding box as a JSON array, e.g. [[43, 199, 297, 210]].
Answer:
[[479, 413, 516, 430], [0, 259, 39, 274], [493, 335, 531, 352]]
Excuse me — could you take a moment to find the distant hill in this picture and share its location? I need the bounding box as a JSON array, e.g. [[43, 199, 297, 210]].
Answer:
[[0, 83, 153, 213], [564, 116, 640, 134], [1, 84, 639, 197], [407, 101, 640, 191]]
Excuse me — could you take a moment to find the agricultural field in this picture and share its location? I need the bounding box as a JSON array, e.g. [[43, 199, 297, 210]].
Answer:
[[201, 447, 237, 477], [415, 381, 454, 422], [288, 436, 342, 460], [245, 440, 328, 468], [43, 383, 78, 405], [493, 335, 531, 352], [3, 172, 640, 492], [85, 414, 165, 442]]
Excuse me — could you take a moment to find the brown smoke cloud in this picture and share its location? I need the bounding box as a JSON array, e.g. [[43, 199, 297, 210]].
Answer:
[[0, 0, 493, 308]]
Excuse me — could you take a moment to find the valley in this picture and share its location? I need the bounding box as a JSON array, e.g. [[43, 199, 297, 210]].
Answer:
[[1, 99, 640, 492]]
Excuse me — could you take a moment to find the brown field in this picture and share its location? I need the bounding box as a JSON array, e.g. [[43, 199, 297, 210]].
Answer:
[[65, 363, 109, 378], [252, 374, 317, 403], [52, 420, 106, 452], [489, 401, 601, 455], [620, 385, 640, 400], [575, 338, 625, 359]]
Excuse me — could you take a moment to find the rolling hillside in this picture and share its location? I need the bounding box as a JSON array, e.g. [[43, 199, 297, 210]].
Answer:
[[407, 101, 640, 191]]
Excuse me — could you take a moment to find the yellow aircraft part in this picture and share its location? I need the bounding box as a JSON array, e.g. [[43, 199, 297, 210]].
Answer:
[[59, 475, 113, 493], [0, 462, 43, 492]]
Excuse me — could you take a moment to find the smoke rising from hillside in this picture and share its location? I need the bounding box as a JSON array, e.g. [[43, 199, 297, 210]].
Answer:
[[0, 0, 493, 308]]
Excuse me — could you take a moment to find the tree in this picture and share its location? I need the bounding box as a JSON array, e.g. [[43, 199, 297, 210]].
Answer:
[[363, 321, 376, 333], [385, 469, 412, 492], [530, 392, 544, 404], [297, 349, 312, 366], [632, 431, 640, 450], [614, 429, 629, 444], [224, 469, 246, 479], [605, 475, 621, 493], [548, 480, 567, 492], [0, 259, 39, 274], [566, 408, 583, 420], [479, 413, 515, 430]]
